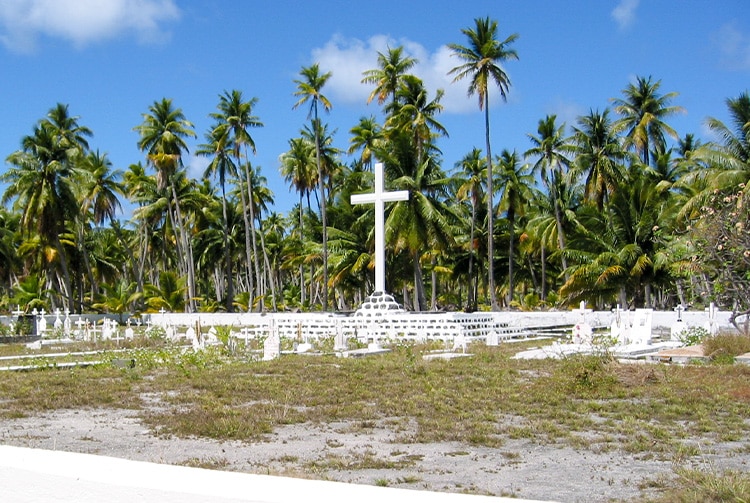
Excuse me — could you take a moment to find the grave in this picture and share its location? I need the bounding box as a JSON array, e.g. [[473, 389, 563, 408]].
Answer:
[[629, 309, 653, 345], [704, 302, 719, 335], [670, 304, 688, 340], [263, 319, 280, 361], [570, 301, 593, 344]]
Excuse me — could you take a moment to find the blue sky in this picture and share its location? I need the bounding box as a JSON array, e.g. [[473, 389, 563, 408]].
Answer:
[[1, 0, 749, 216]]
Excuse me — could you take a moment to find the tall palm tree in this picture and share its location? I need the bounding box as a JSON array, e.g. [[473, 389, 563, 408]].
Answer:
[[133, 98, 197, 312], [3, 104, 91, 310], [388, 157, 456, 311], [279, 136, 316, 306], [293, 63, 333, 310], [611, 76, 684, 166], [525, 115, 575, 276], [361, 45, 418, 108], [208, 90, 264, 310], [449, 16, 519, 310], [496, 149, 534, 306], [197, 124, 237, 311], [77, 150, 126, 306], [454, 148, 485, 309]]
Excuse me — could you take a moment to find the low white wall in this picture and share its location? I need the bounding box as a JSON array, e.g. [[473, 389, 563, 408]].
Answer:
[[139, 308, 735, 343], [2, 308, 736, 343]]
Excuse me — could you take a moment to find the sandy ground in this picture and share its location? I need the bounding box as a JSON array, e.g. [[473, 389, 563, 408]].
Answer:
[[2, 408, 749, 502]]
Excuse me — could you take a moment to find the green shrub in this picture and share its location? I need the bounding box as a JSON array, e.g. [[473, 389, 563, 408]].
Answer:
[[678, 326, 710, 346]]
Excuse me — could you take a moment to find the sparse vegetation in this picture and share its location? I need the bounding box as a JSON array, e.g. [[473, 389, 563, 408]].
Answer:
[[1, 341, 750, 501]]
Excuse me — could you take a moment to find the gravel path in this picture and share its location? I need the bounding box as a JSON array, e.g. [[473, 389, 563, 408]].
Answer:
[[3, 408, 748, 502]]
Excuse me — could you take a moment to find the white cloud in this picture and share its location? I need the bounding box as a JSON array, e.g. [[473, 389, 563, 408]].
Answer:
[[185, 152, 210, 180], [611, 0, 639, 31], [0, 0, 180, 53], [712, 22, 750, 71], [310, 33, 508, 115], [547, 99, 586, 132]]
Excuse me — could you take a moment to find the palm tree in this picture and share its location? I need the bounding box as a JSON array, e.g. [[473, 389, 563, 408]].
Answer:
[[293, 63, 333, 310], [449, 16, 519, 310], [388, 157, 456, 311], [207, 90, 264, 310], [571, 109, 627, 211], [496, 150, 534, 306], [454, 148, 485, 309], [3, 104, 91, 310], [77, 150, 126, 307], [699, 91, 750, 188], [611, 76, 684, 166], [361, 46, 418, 108], [197, 124, 237, 311], [386, 75, 448, 170], [525, 115, 575, 276], [348, 116, 383, 170], [279, 136, 316, 306], [133, 98, 197, 312]]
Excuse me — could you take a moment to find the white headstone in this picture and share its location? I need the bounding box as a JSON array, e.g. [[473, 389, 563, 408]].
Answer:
[[704, 302, 718, 335], [571, 301, 593, 344], [610, 304, 630, 345], [75, 317, 85, 339], [670, 304, 688, 341], [452, 333, 467, 353], [296, 342, 313, 353], [186, 326, 199, 349], [263, 319, 280, 361], [486, 330, 499, 346], [54, 309, 63, 330], [630, 309, 653, 345], [37, 311, 47, 334], [334, 320, 347, 351], [101, 319, 113, 340], [64, 310, 71, 336], [206, 326, 218, 345]]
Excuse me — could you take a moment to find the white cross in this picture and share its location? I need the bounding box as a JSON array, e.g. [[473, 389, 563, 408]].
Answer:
[[350, 162, 409, 294]]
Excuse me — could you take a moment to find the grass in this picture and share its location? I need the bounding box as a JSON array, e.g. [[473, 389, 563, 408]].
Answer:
[[1, 338, 750, 500]]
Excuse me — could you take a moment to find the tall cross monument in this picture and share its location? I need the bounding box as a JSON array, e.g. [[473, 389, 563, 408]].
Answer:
[[350, 162, 409, 294]]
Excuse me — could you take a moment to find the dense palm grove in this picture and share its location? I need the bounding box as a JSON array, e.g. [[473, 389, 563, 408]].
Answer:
[[1, 18, 749, 324]]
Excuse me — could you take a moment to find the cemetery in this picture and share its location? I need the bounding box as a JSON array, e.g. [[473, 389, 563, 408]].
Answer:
[[1, 162, 748, 501], [1, 295, 750, 502]]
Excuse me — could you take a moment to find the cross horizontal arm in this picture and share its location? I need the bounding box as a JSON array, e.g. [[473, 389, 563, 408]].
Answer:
[[350, 191, 409, 205]]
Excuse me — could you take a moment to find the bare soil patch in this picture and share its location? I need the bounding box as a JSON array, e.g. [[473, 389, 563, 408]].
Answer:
[[2, 407, 748, 502]]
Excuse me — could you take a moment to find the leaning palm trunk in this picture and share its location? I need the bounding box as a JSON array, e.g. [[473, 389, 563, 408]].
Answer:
[[220, 186, 234, 312], [170, 183, 196, 312], [413, 254, 427, 311], [507, 209, 516, 306], [467, 196, 477, 310], [237, 176, 255, 310], [53, 235, 75, 311], [244, 163, 263, 311], [256, 215, 277, 311]]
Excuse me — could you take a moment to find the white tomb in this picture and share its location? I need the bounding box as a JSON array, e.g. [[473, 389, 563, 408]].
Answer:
[[571, 301, 593, 344], [629, 309, 653, 345]]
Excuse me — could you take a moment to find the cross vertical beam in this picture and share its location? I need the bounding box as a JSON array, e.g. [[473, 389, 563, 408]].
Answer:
[[350, 162, 409, 294]]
